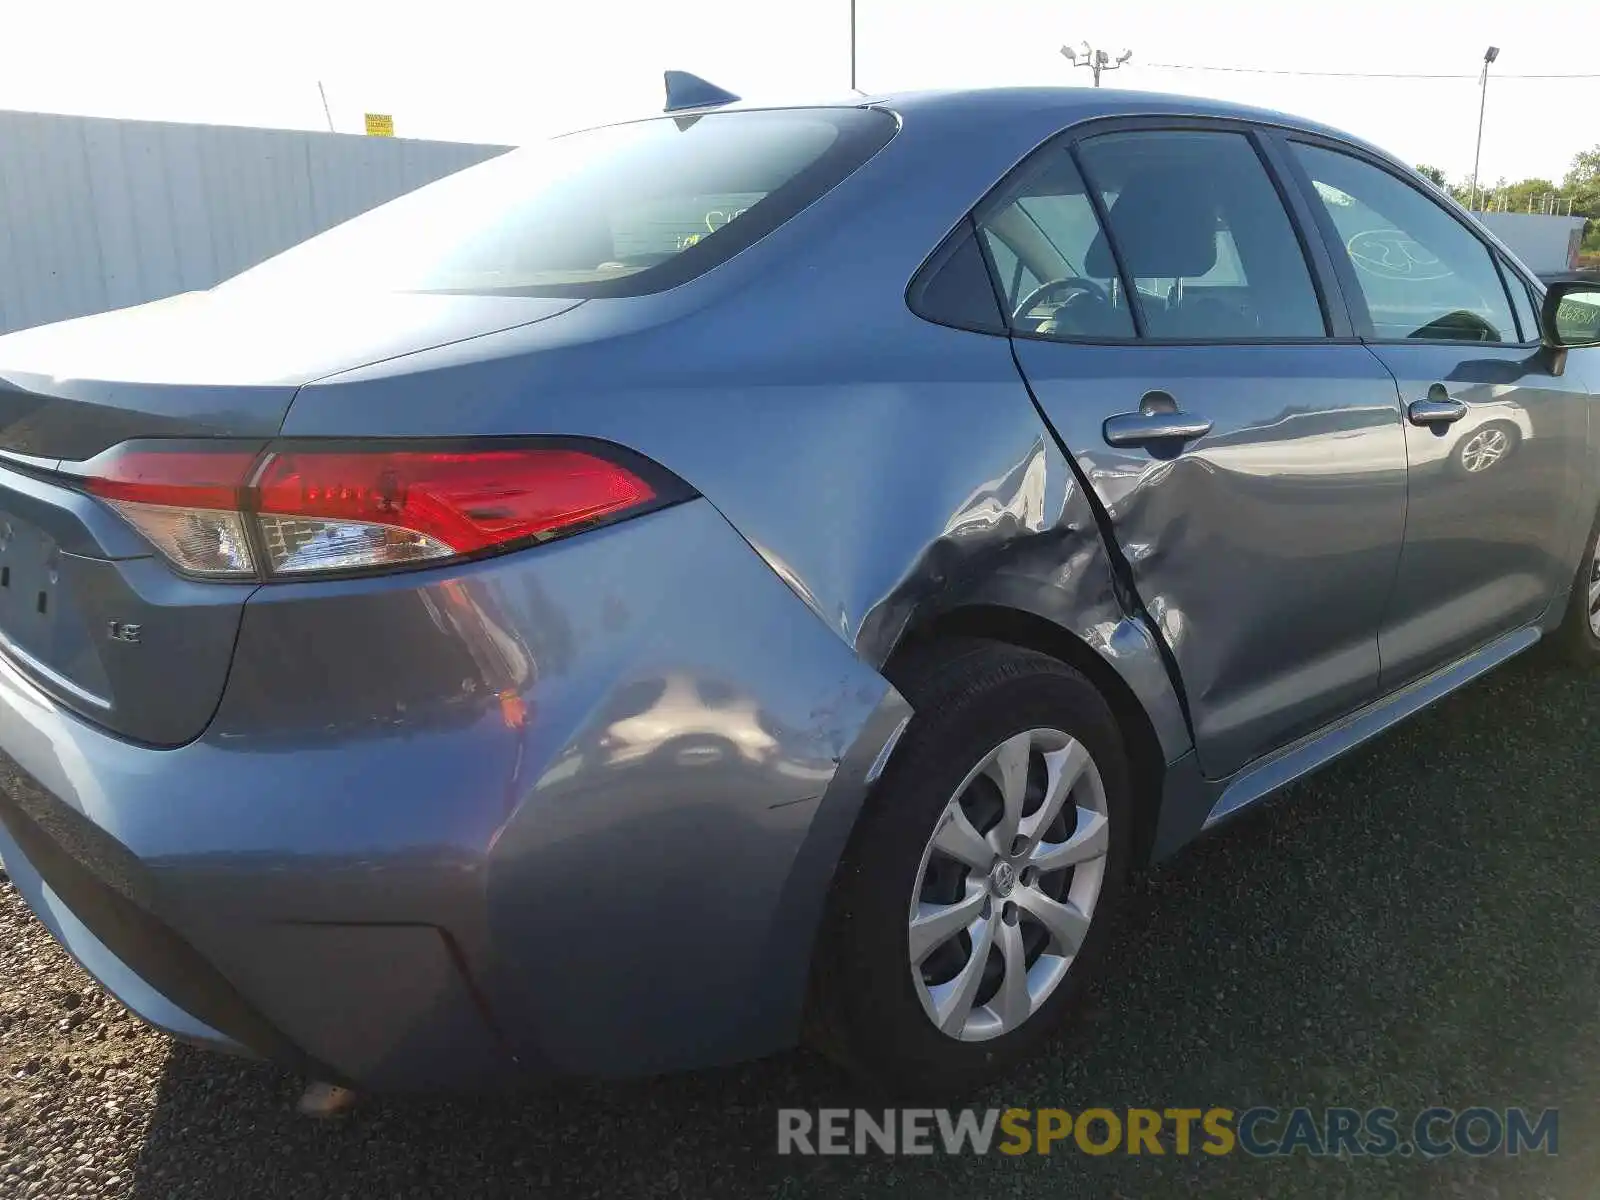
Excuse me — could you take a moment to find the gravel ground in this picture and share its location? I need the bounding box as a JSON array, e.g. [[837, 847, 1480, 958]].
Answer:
[[1, 653, 1597, 1199]]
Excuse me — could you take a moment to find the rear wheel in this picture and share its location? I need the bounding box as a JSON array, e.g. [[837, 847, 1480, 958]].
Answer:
[[1551, 511, 1600, 666], [808, 640, 1132, 1096]]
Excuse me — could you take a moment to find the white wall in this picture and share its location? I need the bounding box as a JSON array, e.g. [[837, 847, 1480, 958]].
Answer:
[[1473, 212, 1586, 276], [0, 110, 508, 335]]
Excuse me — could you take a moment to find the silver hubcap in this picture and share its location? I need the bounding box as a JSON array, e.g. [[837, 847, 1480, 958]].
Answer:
[[908, 727, 1110, 1042], [1460, 428, 1508, 472], [1588, 529, 1600, 638]]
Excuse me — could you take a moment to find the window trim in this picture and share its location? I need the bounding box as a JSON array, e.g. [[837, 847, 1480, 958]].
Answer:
[[1500, 257, 1550, 345], [967, 114, 1354, 348], [1494, 255, 1544, 347], [1276, 132, 1528, 349], [1525, 276, 1549, 340], [1068, 141, 1147, 339]]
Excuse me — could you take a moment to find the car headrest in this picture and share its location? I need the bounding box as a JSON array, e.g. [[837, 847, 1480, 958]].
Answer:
[[1084, 168, 1219, 280]]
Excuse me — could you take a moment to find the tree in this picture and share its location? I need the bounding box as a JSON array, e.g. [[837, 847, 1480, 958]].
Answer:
[[1415, 165, 1473, 207], [1496, 178, 1559, 213], [1562, 146, 1600, 259], [1415, 146, 1599, 259], [1564, 146, 1600, 192]]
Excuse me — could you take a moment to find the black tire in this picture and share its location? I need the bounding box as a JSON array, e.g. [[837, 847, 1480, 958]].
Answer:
[[807, 638, 1133, 1098], [1550, 508, 1600, 665]]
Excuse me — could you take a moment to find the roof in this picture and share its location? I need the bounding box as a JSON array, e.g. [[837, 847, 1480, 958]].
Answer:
[[648, 83, 1382, 165], [863, 85, 1351, 140]]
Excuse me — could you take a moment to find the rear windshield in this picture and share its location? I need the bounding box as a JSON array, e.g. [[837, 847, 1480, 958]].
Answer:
[[223, 108, 897, 299]]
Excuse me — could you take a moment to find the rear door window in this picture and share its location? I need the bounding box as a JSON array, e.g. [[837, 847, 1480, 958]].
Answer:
[[1075, 130, 1328, 339], [975, 151, 1135, 338], [983, 234, 1043, 314]]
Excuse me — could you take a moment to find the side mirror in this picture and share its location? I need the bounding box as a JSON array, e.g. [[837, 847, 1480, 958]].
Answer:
[[1541, 278, 1600, 349]]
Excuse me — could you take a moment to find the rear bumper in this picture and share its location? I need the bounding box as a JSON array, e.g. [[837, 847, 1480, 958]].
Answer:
[[0, 773, 510, 1088], [0, 785, 269, 1060], [0, 498, 905, 1089]]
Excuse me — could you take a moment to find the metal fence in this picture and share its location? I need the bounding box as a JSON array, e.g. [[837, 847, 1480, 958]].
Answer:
[[0, 110, 508, 335], [1472, 212, 1587, 275]]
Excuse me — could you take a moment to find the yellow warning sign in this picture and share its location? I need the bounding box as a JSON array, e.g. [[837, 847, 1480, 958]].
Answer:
[[364, 113, 394, 137]]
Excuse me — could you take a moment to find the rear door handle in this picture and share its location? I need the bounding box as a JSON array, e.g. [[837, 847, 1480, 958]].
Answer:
[[1103, 400, 1213, 448], [1407, 386, 1469, 427]]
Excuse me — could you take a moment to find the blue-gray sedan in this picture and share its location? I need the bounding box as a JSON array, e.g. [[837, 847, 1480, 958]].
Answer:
[[0, 84, 1598, 1096]]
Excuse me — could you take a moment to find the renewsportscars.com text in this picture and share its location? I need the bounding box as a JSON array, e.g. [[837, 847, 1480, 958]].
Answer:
[[777, 1106, 1559, 1158]]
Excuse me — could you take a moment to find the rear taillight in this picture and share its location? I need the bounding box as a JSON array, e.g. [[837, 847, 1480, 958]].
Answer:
[[82, 441, 673, 580]]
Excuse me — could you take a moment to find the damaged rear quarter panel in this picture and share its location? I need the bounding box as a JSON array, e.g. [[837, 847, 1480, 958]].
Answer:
[[285, 291, 1191, 771]]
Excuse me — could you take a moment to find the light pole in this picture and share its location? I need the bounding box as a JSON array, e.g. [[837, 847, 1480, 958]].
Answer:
[[849, 0, 857, 92], [1469, 45, 1499, 212], [1061, 42, 1132, 87]]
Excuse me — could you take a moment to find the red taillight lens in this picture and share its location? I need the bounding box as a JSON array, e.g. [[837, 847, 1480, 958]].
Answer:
[[83, 449, 262, 510], [257, 449, 654, 555], [82, 442, 667, 580]]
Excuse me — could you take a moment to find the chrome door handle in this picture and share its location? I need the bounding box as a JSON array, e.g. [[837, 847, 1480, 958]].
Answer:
[[1407, 390, 1468, 427], [1102, 411, 1214, 448]]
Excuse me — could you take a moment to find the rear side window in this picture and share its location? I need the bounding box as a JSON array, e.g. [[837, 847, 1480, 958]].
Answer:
[[1075, 130, 1327, 339], [1291, 144, 1518, 343], [223, 109, 896, 299]]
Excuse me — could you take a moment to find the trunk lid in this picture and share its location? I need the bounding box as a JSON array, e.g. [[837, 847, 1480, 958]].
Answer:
[[0, 288, 580, 461], [0, 287, 581, 744]]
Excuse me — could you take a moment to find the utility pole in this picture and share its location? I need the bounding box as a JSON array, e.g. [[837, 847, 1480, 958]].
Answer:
[[1469, 45, 1499, 212], [1061, 41, 1132, 87]]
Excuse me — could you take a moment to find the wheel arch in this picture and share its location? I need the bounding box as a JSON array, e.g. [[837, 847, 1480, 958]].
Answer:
[[888, 602, 1173, 868]]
